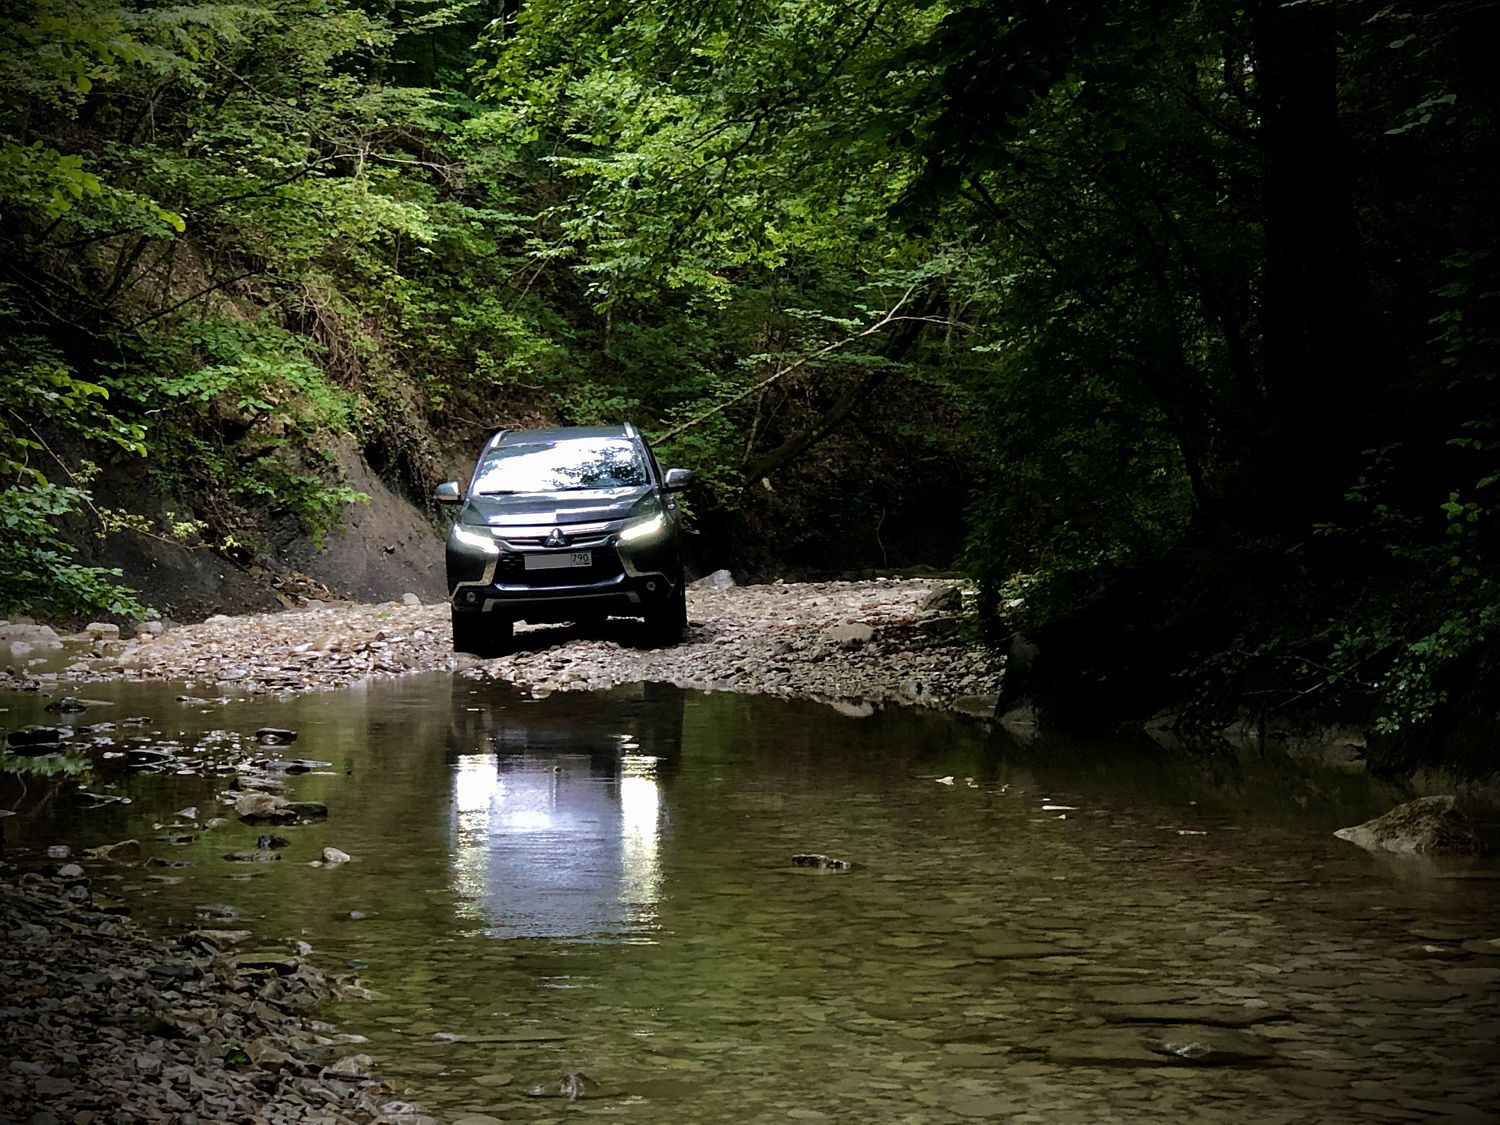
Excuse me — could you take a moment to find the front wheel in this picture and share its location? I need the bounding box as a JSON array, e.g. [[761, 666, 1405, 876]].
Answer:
[[641, 584, 687, 648], [451, 610, 512, 657]]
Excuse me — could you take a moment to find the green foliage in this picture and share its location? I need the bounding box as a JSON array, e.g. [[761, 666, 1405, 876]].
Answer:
[[0, 338, 148, 618], [0, 0, 1494, 756]]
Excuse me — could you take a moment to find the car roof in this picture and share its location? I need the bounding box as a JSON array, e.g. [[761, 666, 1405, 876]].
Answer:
[[492, 424, 637, 447]]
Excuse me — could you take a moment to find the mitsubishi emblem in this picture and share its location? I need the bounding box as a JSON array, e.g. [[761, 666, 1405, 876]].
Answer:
[[545, 527, 568, 548]]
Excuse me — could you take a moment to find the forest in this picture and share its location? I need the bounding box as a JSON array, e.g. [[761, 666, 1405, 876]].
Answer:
[[1, 0, 1495, 761]]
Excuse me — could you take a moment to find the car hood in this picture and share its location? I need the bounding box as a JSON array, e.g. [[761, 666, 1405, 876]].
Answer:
[[461, 486, 652, 529]]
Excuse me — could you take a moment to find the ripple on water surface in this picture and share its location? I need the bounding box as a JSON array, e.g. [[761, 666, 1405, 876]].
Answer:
[[3, 675, 1498, 1123]]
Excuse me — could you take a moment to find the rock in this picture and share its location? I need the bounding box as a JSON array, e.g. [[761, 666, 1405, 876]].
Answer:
[[45, 845, 70, 859], [266, 758, 332, 774], [235, 793, 327, 824], [0, 622, 62, 648], [528, 1072, 599, 1099], [918, 585, 963, 614], [319, 846, 351, 866], [125, 746, 174, 767], [84, 839, 141, 860], [827, 622, 875, 646], [227, 951, 301, 975], [402, 592, 422, 606], [254, 727, 298, 745], [5, 726, 68, 752], [235, 793, 295, 823], [135, 620, 165, 637], [327, 1052, 375, 1077], [1009, 633, 1041, 668], [43, 696, 88, 713], [224, 851, 282, 863], [691, 569, 736, 589], [1144, 1026, 1277, 1064], [1044, 1026, 1275, 1067], [792, 853, 851, 870], [1334, 795, 1484, 856], [85, 622, 121, 641]]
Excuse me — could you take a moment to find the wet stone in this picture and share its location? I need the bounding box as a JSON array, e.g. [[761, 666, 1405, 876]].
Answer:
[[1044, 1025, 1275, 1067]]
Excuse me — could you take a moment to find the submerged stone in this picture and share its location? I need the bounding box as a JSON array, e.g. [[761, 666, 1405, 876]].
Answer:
[[1102, 1004, 1290, 1028], [792, 853, 852, 870], [5, 726, 68, 752], [527, 1072, 599, 1099], [1045, 1026, 1275, 1067]]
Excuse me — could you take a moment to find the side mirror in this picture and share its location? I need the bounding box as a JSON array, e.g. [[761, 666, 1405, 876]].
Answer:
[[663, 468, 695, 492], [433, 480, 463, 504]]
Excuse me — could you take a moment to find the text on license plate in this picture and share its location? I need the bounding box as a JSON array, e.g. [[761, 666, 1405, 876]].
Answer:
[[524, 551, 592, 571]]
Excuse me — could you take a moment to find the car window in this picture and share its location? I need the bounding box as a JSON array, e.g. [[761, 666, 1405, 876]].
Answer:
[[473, 438, 647, 493]]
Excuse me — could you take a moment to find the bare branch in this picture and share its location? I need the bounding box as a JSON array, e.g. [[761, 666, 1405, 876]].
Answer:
[[654, 282, 924, 443]]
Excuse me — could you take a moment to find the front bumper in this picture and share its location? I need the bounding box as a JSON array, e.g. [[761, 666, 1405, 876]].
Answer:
[[447, 539, 681, 624]]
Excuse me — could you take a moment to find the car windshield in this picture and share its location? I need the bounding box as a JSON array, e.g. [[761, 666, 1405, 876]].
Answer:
[[473, 437, 648, 493]]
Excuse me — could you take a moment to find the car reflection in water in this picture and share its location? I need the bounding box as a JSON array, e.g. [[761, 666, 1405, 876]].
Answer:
[[446, 681, 683, 942]]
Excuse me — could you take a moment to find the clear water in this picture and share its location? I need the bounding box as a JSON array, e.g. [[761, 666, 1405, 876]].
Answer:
[[3, 675, 1497, 1123]]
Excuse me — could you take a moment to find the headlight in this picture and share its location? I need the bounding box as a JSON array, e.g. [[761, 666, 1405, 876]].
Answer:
[[618, 512, 666, 543], [451, 524, 499, 555]]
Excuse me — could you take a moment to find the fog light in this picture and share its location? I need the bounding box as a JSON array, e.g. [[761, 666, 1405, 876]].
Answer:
[[646, 580, 657, 592], [465, 591, 478, 604]]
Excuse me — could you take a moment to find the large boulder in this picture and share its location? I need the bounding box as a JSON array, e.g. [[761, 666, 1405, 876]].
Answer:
[[691, 569, 736, 590], [1334, 796, 1484, 856]]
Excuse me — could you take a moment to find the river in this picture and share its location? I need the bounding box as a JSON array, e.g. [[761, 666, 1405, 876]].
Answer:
[[3, 675, 1498, 1122]]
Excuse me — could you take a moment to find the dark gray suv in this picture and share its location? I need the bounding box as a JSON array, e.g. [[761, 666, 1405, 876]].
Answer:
[[434, 424, 694, 655]]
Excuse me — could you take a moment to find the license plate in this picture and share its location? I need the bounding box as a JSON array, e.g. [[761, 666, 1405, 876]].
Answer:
[[524, 551, 592, 571]]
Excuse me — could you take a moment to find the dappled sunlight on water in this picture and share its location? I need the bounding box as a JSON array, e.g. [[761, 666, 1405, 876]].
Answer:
[[3, 676, 1498, 1122]]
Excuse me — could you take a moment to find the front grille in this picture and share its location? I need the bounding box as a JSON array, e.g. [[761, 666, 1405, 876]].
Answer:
[[496, 549, 624, 588]]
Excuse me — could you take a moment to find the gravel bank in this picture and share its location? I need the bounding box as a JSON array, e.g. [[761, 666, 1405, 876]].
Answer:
[[4, 579, 1007, 715], [0, 871, 415, 1125]]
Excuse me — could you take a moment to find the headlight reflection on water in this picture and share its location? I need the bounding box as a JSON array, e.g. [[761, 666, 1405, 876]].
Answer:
[[449, 750, 664, 941], [619, 754, 663, 914]]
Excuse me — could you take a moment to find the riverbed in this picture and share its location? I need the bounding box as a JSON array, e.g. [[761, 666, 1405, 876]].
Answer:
[[3, 674, 1498, 1123]]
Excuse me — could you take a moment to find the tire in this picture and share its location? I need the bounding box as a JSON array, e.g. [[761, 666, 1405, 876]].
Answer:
[[451, 610, 512, 656], [641, 584, 687, 648]]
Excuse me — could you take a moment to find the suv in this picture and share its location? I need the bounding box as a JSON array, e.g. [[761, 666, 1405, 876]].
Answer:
[[434, 424, 694, 655]]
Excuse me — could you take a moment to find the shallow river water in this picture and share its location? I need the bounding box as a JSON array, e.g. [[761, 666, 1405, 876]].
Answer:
[[3, 675, 1499, 1123]]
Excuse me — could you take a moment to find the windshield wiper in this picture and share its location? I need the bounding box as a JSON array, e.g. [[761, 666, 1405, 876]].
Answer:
[[478, 489, 522, 495]]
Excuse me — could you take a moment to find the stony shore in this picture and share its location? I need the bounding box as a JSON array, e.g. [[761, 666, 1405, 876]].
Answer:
[[0, 872, 414, 1125], [1, 577, 1007, 716], [2, 578, 1006, 1124]]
